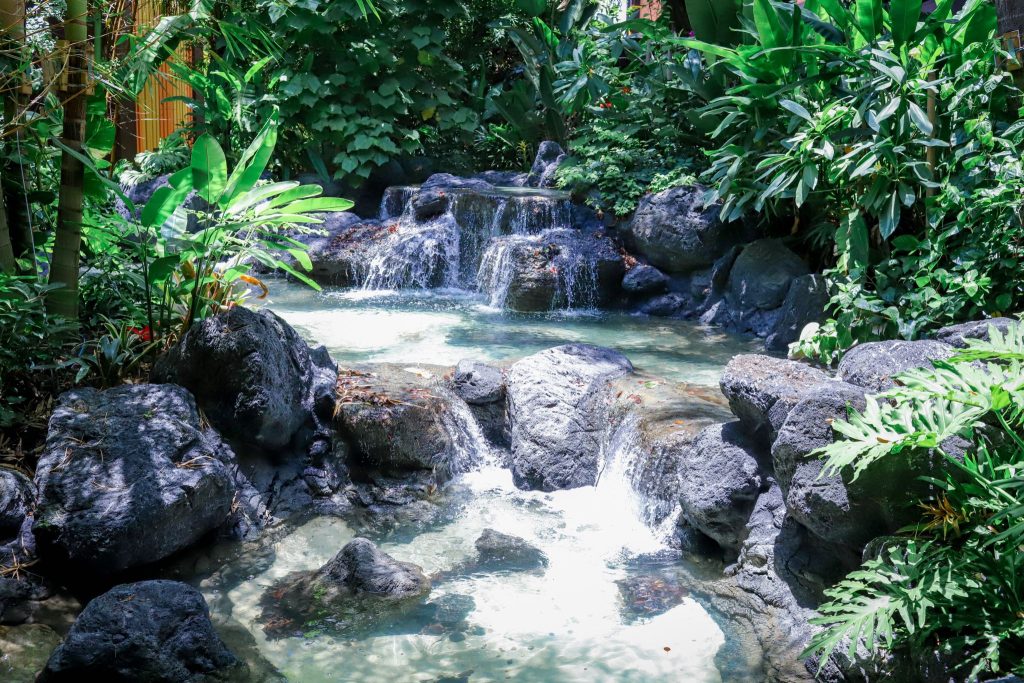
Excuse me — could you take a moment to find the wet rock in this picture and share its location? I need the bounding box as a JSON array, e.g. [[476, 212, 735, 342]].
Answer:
[[935, 317, 1017, 348], [773, 382, 954, 550], [473, 170, 529, 186], [507, 344, 633, 491], [765, 274, 829, 353], [679, 422, 765, 553], [335, 365, 484, 480], [625, 185, 742, 274], [412, 174, 493, 221], [0, 623, 63, 682], [307, 219, 389, 286], [258, 538, 430, 639], [719, 354, 830, 443], [38, 580, 238, 682], [0, 470, 31, 541], [525, 141, 566, 188], [473, 529, 547, 571], [451, 361, 507, 446], [33, 385, 235, 579], [837, 339, 953, 392], [478, 229, 625, 312], [0, 577, 49, 625], [640, 293, 687, 317], [622, 264, 670, 295], [153, 306, 338, 455], [616, 573, 691, 622], [726, 239, 809, 313]]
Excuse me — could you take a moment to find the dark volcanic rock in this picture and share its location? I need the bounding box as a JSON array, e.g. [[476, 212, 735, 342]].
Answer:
[[625, 185, 742, 274], [0, 470, 31, 542], [837, 339, 953, 392], [307, 219, 388, 286], [507, 344, 633, 491], [622, 264, 670, 295], [335, 365, 484, 480], [450, 361, 507, 446], [726, 239, 809, 313], [678, 422, 764, 553], [38, 580, 239, 682], [33, 385, 235, 578], [473, 529, 547, 571], [258, 538, 430, 639], [153, 306, 337, 455], [412, 174, 493, 221], [765, 274, 829, 353], [719, 354, 830, 443], [640, 293, 687, 317], [935, 317, 1016, 348], [525, 141, 566, 188]]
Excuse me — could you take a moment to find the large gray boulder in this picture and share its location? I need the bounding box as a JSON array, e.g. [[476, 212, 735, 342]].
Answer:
[[719, 354, 831, 443], [335, 365, 483, 480], [316, 538, 430, 598], [765, 274, 829, 353], [38, 580, 238, 682], [153, 306, 337, 454], [507, 344, 633, 491], [678, 422, 765, 552], [726, 239, 809, 313], [837, 339, 953, 392], [411, 173, 493, 221], [33, 385, 235, 578], [622, 264, 669, 295], [773, 382, 955, 550], [625, 185, 741, 274], [935, 317, 1016, 348]]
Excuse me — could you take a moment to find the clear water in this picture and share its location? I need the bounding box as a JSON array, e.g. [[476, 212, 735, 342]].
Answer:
[[256, 280, 758, 385], [204, 280, 768, 682]]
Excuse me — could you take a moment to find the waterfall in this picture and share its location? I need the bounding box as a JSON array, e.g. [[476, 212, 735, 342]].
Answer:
[[476, 234, 530, 308], [379, 186, 418, 220], [361, 215, 461, 290]]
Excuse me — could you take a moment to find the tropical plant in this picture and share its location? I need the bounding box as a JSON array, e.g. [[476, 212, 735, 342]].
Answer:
[[804, 322, 1024, 678], [63, 318, 161, 388]]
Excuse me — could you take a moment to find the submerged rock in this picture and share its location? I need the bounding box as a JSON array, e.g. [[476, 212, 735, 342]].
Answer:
[[719, 354, 830, 443], [258, 538, 430, 639], [837, 339, 953, 392], [507, 344, 633, 491], [473, 529, 547, 572], [678, 422, 765, 553], [153, 306, 338, 455], [625, 185, 741, 274], [33, 385, 235, 579], [38, 580, 239, 682]]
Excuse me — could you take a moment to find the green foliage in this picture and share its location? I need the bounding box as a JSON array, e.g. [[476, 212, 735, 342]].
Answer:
[[685, 0, 1023, 359], [63, 318, 161, 389], [805, 323, 1024, 677]]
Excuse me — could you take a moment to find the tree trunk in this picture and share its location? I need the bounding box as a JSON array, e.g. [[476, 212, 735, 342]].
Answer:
[[0, 189, 14, 274], [997, 0, 1024, 33], [1, 0, 25, 274], [47, 0, 88, 319]]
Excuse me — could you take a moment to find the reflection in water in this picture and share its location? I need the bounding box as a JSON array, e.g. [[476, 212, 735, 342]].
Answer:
[[257, 280, 758, 385]]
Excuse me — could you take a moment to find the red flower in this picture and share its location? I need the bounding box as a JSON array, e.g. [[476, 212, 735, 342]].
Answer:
[[621, 86, 631, 94], [129, 325, 152, 342], [600, 101, 613, 109]]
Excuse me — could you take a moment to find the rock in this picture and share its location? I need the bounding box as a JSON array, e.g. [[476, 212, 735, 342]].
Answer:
[[837, 339, 953, 392], [622, 264, 670, 295], [335, 365, 484, 480], [0, 577, 49, 625], [726, 239, 809, 313], [765, 274, 829, 353], [307, 219, 388, 286], [773, 382, 954, 550], [473, 170, 528, 187], [38, 580, 238, 682], [0, 470, 31, 541], [411, 174, 493, 221], [478, 229, 625, 312], [153, 306, 337, 454], [678, 422, 765, 552], [640, 293, 687, 317], [451, 360, 505, 405], [507, 344, 633, 491], [935, 317, 1017, 348], [625, 185, 743, 274], [473, 529, 547, 571], [257, 538, 430, 639], [525, 141, 566, 188], [33, 385, 235, 578], [719, 354, 831, 443], [451, 361, 507, 446]]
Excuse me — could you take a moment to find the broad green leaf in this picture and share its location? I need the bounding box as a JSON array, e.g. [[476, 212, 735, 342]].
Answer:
[[907, 101, 934, 136], [780, 99, 813, 121], [889, 0, 922, 48], [141, 169, 194, 229], [753, 0, 788, 50], [191, 134, 228, 204], [222, 112, 280, 207], [854, 0, 883, 42]]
